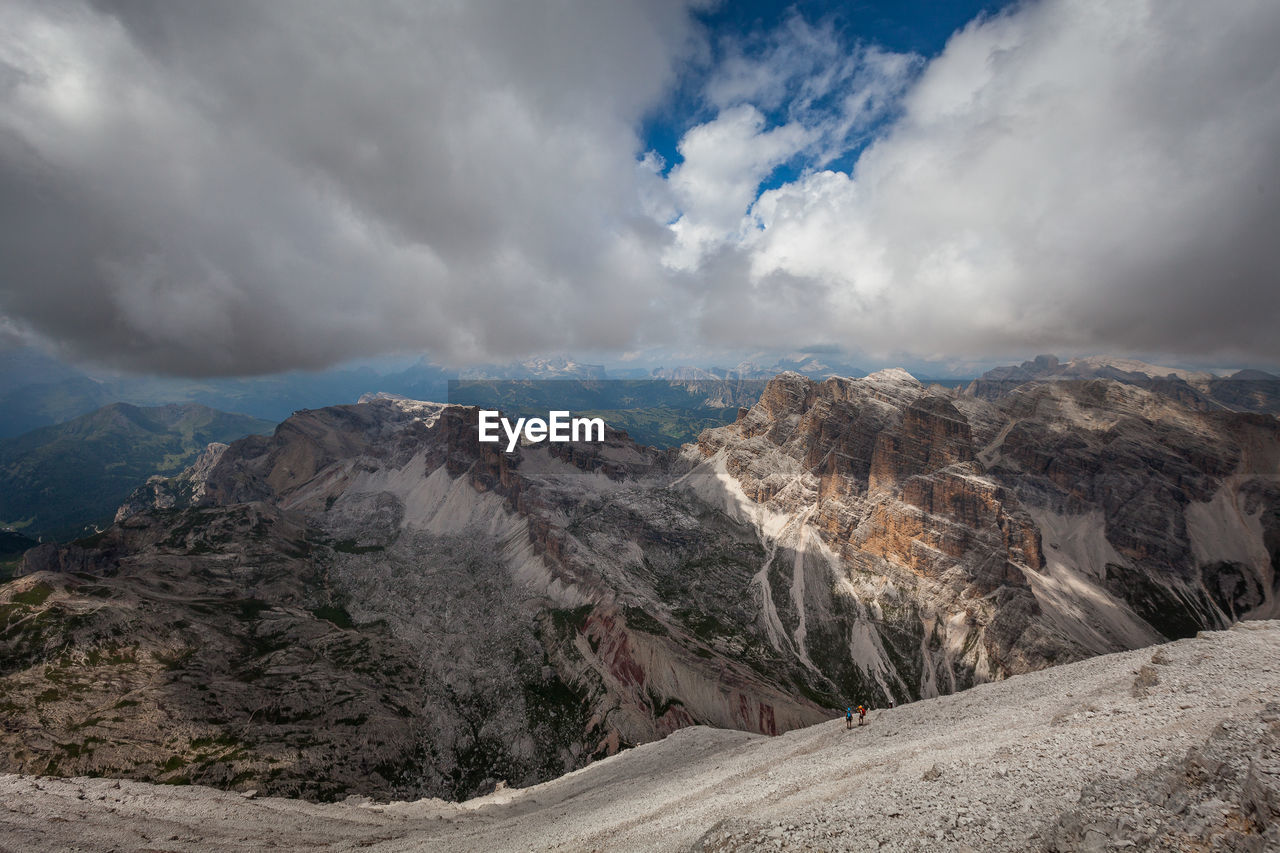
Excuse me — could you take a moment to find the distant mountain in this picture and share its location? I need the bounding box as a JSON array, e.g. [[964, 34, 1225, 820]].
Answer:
[[0, 403, 275, 540], [0, 375, 116, 438], [1230, 368, 1279, 381], [0, 348, 761, 449], [458, 356, 607, 380], [0, 347, 453, 437], [648, 365, 723, 381], [0, 347, 86, 396], [968, 354, 1280, 413], [975, 354, 1214, 384], [653, 352, 865, 381]]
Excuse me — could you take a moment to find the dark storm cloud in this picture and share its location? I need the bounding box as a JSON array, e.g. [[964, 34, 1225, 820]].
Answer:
[[0, 0, 704, 374], [1, 0, 1279, 375]]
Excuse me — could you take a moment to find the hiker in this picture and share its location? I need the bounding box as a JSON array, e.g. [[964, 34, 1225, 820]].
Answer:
[[857, 704, 867, 726], [845, 707, 853, 729], [889, 699, 895, 709]]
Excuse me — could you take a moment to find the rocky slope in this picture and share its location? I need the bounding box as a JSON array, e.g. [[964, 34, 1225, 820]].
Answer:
[[1, 621, 1276, 852], [1, 370, 1277, 802]]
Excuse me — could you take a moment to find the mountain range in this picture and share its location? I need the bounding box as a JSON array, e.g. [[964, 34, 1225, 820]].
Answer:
[[969, 354, 1280, 413], [651, 351, 867, 381], [0, 348, 866, 439], [0, 403, 275, 540], [1, 366, 1276, 803], [0, 348, 449, 438]]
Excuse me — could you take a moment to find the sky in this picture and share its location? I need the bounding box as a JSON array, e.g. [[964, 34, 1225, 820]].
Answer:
[[1, 0, 1278, 377]]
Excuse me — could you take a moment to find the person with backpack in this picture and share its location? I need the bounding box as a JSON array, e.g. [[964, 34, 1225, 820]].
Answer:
[[845, 707, 853, 729], [857, 704, 867, 726]]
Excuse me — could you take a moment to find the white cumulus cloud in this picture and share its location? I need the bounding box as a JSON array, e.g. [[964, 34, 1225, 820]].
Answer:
[[683, 0, 1280, 363]]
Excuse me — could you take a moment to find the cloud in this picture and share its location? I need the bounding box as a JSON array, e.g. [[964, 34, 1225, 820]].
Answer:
[[661, 16, 919, 271], [689, 0, 1280, 363], [0, 0, 703, 374], [663, 104, 813, 268], [1, 0, 1279, 375]]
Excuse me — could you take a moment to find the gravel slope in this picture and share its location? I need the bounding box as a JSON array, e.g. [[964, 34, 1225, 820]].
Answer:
[[2, 621, 1277, 852]]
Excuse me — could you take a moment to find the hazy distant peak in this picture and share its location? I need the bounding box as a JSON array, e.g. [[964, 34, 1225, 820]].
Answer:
[[862, 367, 920, 385], [357, 391, 412, 403], [1065, 356, 1213, 382], [980, 354, 1214, 383], [459, 357, 607, 381], [1228, 368, 1279, 381]]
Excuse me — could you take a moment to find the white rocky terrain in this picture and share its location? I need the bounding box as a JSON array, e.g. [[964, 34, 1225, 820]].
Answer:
[[2, 621, 1277, 851]]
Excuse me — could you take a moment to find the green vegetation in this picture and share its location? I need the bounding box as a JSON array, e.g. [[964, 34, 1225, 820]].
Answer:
[[11, 582, 53, 606], [0, 402, 275, 541], [332, 539, 385, 554], [312, 605, 354, 629], [548, 604, 593, 635], [575, 407, 740, 448], [623, 604, 669, 637], [0, 530, 38, 555], [0, 530, 38, 581]]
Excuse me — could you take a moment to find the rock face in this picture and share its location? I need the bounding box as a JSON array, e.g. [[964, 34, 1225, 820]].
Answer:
[[114, 441, 230, 522], [2, 370, 1278, 802], [691, 371, 1278, 694]]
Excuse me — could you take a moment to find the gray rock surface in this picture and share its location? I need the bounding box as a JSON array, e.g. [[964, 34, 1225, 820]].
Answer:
[[0, 622, 1276, 851]]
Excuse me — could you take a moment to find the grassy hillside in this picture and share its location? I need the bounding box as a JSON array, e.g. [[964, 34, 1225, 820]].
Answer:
[[0, 403, 275, 540]]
